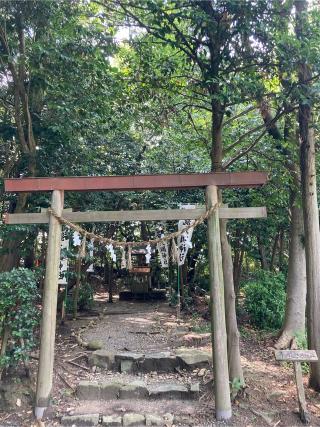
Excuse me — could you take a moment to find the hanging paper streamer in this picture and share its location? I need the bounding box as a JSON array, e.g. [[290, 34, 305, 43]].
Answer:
[[177, 204, 196, 266], [145, 244, 152, 264], [59, 238, 69, 284], [106, 243, 117, 262], [156, 224, 169, 268], [72, 231, 81, 247], [177, 219, 194, 266], [157, 240, 169, 267], [127, 246, 132, 270], [121, 247, 127, 269], [171, 238, 179, 264], [86, 239, 94, 272], [79, 232, 87, 258]]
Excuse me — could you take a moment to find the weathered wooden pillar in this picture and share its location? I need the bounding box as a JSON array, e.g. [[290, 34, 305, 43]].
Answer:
[[35, 190, 64, 419], [206, 185, 232, 421]]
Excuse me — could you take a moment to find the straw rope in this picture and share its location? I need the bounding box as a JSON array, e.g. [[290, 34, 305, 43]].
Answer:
[[47, 203, 219, 248]]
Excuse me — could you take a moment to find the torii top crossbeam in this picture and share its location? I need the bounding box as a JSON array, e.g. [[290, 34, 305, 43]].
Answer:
[[4, 171, 267, 192]]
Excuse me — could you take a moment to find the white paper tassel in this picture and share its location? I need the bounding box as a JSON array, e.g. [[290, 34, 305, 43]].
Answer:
[[72, 231, 81, 246], [121, 247, 127, 269], [145, 244, 152, 264], [127, 246, 132, 270], [87, 239, 94, 272], [171, 238, 179, 264], [106, 244, 117, 262]]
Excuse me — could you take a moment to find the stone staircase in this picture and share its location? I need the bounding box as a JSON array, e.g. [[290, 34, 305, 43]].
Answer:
[[60, 349, 211, 426]]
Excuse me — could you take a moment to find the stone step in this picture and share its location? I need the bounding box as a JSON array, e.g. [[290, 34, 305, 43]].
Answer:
[[76, 379, 199, 401], [88, 348, 211, 374], [61, 412, 176, 426]]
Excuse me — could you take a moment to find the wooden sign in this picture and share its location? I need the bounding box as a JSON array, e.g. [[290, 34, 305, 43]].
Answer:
[[275, 347, 318, 424], [275, 350, 318, 363]]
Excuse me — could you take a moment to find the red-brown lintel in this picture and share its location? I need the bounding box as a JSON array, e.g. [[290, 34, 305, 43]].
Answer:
[[4, 172, 268, 193]]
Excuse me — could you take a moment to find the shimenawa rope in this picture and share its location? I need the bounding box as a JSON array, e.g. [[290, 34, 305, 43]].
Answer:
[[47, 203, 219, 248]]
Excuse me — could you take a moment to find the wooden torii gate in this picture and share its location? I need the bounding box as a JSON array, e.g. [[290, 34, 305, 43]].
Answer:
[[4, 171, 268, 421]]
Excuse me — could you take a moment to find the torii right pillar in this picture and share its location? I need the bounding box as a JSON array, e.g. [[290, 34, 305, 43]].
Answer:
[[206, 185, 232, 420]]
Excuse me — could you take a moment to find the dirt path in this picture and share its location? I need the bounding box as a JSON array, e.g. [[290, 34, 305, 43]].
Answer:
[[0, 294, 320, 426]]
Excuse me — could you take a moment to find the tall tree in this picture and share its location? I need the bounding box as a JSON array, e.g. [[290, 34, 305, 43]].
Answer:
[[295, 0, 320, 390]]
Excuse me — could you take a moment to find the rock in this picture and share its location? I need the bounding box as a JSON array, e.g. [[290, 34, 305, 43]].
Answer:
[[174, 415, 193, 426], [145, 414, 164, 426], [0, 380, 33, 410], [102, 415, 122, 426], [119, 381, 148, 399], [61, 414, 100, 426], [176, 349, 211, 370], [140, 352, 178, 373], [88, 350, 115, 369], [86, 340, 103, 351], [198, 368, 206, 377], [100, 382, 122, 399], [121, 359, 134, 373], [163, 413, 174, 426], [76, 381, 100, 400], [123, 413, 145, 426], [190, 382, 200, 395], [148, 383, 189, 400], [180, 333, 211, 347]]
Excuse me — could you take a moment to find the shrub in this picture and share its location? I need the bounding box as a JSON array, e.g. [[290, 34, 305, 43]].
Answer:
[[0, 268, 40, 369], [66, 282, 94, 313], [243, 271, 286, 330]]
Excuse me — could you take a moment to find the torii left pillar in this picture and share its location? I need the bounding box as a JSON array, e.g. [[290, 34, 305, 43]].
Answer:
[[35, 190, 64, 419]]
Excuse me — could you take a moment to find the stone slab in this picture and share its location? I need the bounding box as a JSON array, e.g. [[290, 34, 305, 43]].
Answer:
[[61, 413, 100, 426], [102, 415, 122, 426], [121, 359, 134, 373], [76, 381, 101, 400], [148, 383, 189, 400], [140, 352, 178, 373], [123, 413, 146, 426], [100, 382, 122, 399], [119, 381, 148, 399], [115, 352, 144, 362], [176, 349, 211, 370]]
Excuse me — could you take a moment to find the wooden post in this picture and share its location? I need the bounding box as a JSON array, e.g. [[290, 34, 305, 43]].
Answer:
[[35, 190, 64, 419], [206, 185, 232, 421]]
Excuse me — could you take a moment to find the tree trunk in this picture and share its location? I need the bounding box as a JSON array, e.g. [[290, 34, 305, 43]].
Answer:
[[278, 229, 285, 272], [220, 219, 245, 385], [270, 232, 280, 271], [275, 201, 306, 349], [108, 261, 113, 303], [296, 0, 320, 391], [257, 235, 269, 270], [72, 256, 82, 320]]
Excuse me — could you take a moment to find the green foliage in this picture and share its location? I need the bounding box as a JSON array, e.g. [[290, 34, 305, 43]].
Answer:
[[230, 377, 244, 399], [77, 283, 94, 311], [243, 271, 286, 330], [66, 282, 94, 313], [0, 268, 40, 368]]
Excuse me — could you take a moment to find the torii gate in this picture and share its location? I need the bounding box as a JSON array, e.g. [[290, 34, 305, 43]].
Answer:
[[4, 171, 268, 421]]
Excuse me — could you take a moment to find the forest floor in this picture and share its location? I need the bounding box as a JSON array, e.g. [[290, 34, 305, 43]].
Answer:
[[1, 292, 320, 427]]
